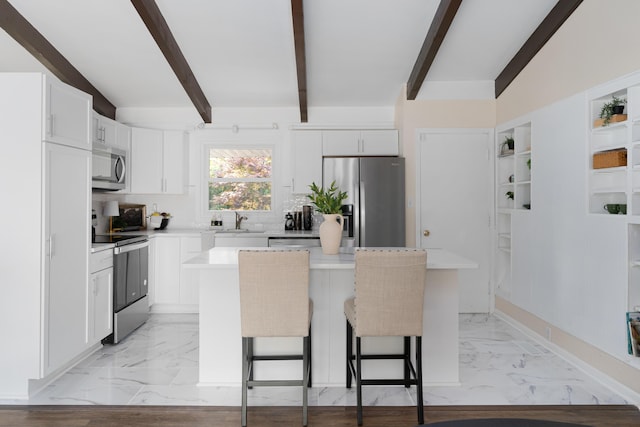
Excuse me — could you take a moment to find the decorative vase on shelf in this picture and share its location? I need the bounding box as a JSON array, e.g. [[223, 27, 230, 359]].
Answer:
[[319, 214, 343, 255]]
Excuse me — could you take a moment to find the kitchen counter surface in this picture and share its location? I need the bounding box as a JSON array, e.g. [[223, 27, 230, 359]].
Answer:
[[184, 246, 477, 270], [105, 228, 319, 238]]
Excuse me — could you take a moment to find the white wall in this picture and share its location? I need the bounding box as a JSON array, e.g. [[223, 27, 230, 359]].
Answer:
[[494, 0, 640, 396]]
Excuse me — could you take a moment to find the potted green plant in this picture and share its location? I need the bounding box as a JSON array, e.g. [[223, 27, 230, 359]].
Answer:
[[308, 181, 348, 254], [599, 96, 627, 126], [500, 136, 514, 155], [307, 181, 347, 214]]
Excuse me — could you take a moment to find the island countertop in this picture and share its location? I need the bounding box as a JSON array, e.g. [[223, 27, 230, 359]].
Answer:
[[183, 246, 478, 270]]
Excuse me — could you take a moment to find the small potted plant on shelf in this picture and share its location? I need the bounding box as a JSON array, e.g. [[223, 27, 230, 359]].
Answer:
[[500, 136, 514, 155], [598, 96, 627, 126], [308, 181, 348, 255]]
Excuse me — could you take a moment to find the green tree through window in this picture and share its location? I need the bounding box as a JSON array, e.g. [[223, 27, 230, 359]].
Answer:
[[208, 148, 272, 211]]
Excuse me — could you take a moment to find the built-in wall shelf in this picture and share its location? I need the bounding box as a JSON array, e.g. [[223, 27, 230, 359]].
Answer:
[[495, 122, 531, 298]]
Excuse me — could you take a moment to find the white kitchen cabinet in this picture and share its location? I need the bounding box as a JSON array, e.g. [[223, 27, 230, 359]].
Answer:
[[322, 129, 398, 156], [43, 76, 91, 150], [88, 249, 113, 345], [44, 142, 92, 375], [91, 112, 117, 147], [179, 236, 203, 306], [114, 122, 131, 152], [292, 130, 322, 193], [150, 235, 201, 312], [163, 130, 188, 194], [0, 73, 92, 398], [151, 236, 181, 306], [214, 236, 269, 247], [130, 128, 187, 194]]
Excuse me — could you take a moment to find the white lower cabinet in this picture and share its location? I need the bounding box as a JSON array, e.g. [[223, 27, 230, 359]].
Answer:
[[150, 235, 201, 312], [88, 250, 113, 345], [214, 236, 269, 247]]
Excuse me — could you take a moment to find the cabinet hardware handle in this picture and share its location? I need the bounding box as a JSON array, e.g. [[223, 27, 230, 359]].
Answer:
[[423, 230, 430, 237]]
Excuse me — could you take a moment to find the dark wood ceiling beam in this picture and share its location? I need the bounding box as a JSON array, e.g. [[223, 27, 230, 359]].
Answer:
[[0, 0, 116, 118], [131, 0, 212, 123], [495, 0, 583, 98], [406, 0, 462, 100], [291, 0, 308, 122]]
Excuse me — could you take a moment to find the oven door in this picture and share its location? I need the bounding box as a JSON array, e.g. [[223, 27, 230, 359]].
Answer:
[[113, 241, 149, 311], [92, 146, 126, 190]]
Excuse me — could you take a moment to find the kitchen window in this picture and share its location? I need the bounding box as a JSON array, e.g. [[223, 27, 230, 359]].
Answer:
[[206, 147, 272, 211]]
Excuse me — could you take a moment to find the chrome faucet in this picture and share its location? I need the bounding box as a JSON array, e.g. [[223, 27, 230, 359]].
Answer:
[[235, 211, 248, 230]]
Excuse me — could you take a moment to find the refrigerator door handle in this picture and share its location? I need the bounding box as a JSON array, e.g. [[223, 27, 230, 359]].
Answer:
[[359, 180, 365, 245]]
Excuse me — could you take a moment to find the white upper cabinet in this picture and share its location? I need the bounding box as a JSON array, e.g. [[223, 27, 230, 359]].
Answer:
[[91, 112, 117, 147], [322, 129, 398, 156], [43, 77, 91, 150], [130, 128, 187, 194], [114, 122, 131, 152], [292, 130, 322, 193], [163, 130, 188, 194]]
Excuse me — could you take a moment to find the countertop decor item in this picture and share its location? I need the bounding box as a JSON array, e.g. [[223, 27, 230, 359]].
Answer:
[[308, 181, 347, 254]]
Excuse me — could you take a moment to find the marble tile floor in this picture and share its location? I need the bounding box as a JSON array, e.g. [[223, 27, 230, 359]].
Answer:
[[1, 313, 628, 406]]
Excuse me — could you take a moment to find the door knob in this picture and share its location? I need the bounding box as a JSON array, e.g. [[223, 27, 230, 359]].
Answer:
[[423, 230, 430, 237]]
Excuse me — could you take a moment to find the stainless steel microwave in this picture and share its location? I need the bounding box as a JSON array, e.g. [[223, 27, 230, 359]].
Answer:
[[92, 145, 126, 191]]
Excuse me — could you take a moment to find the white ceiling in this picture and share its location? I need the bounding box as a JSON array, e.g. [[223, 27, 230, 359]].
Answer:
[[0, 0, 558, 114]]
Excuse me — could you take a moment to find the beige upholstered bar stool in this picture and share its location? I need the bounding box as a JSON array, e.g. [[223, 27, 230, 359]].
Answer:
[[238, 250, 313, 427], [344, 248, 427, 426]]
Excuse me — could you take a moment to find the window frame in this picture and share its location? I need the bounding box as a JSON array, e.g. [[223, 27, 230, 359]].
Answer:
[[203, 143, 275, 213]]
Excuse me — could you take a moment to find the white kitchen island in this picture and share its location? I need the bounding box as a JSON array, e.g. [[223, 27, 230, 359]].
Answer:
[[183, 247, 477, 387]]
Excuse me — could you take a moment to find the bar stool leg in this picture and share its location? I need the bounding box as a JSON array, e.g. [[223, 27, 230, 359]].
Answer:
[[308, 324, 312, 388], [346, 320, 353, 388], [403, 336, 410, 387], [303, 335, 309, 427], [416, 336, 424, 425], [356, 336, 363, 426], [241, 337, 249, 427]]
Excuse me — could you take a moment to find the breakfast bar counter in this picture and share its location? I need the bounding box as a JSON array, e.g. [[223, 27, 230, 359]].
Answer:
[[183, 247, 477, 387]]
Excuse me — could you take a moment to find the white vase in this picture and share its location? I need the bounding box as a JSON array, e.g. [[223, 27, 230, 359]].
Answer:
[[319, 214, 343, 255]]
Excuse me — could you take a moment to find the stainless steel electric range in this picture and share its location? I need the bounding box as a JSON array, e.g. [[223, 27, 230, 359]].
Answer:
[[94, 234, 149, 343]]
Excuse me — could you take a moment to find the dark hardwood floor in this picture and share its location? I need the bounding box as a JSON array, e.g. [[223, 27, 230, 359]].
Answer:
[[0, 405, 639, 427]]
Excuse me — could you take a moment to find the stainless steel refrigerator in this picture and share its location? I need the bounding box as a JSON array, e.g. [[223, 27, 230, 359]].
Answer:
[[323, 157, 405, 247]]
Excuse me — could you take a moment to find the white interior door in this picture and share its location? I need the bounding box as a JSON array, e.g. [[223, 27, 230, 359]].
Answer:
[[417, 130, 493, 313]]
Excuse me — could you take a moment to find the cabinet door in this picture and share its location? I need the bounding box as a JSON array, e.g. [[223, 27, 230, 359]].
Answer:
[[163, 130, 187, 194], [292, 131, 322, 193], [361, 130, 398, 155], [179, 236, 202, 305], [322, 130, 359, 156], [43, 77, 91, 150], [130, 127, 163, 193], [115, 122, 131, 152], [152, 237, 181, 305], [91, 114, 116, 147], [91, 112, 102, 145], [43, 143, 91, 375], [89, 268, 113, 344]]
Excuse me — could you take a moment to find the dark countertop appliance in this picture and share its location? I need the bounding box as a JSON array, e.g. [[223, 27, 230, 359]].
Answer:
[[96, 234, 149, 344]]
